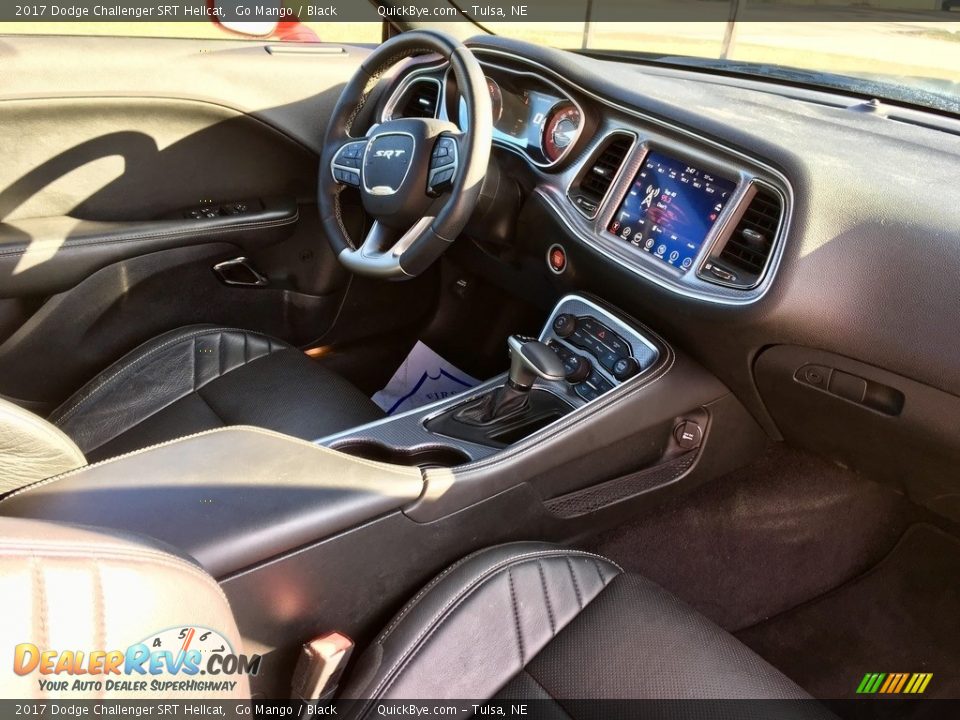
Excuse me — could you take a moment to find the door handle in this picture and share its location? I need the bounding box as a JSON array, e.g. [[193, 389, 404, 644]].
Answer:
[[213, 257, 268, 287]]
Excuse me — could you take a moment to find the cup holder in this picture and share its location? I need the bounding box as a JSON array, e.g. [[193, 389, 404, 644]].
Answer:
[[332, 440, 470, 469]]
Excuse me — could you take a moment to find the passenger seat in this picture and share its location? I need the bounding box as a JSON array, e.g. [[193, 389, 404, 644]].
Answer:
[[0, 519, 822, 712]]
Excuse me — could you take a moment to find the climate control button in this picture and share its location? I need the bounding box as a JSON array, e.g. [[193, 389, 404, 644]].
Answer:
[[552, 313, 577, 338], [612, 356, 641, 381], [566, 355, 592, 384]]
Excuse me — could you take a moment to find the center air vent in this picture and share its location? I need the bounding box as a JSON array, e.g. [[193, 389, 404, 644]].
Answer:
[[568, 132, 634, 218], [388, 77, 441, 120], [701, 185, 783, 289]]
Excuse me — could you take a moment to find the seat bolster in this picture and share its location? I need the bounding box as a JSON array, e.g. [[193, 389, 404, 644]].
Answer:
[[0, 397, 85, 493], [0, 517, 248, 700], [341, 543, 622, 704], [49, 325, 290, 454]]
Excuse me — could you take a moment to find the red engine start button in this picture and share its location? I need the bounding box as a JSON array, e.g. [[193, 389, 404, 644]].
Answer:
[[547, 244, 567, 274]]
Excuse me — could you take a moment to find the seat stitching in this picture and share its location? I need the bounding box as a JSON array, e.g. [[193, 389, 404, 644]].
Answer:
[[379, 548, 494, 641], [535, 559, 556, 636], [53, 328, 288, 426], [592, 558, 606, 585], [507, 568, 524, 666], [365, 550, 621, 705], [564, 556, 583, 610], [194, 389, 227, 424], [4, 542, 232, 604], [522, 670, 576, 719]]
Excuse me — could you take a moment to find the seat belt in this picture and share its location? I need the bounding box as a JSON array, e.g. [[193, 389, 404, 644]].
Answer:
[[291, 632, 354, 702]]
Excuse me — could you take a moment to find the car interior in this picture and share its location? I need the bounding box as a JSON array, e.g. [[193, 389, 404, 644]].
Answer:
[[1, 15, 959, 713]]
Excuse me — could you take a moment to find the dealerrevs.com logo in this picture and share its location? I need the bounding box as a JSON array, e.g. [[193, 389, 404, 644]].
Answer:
[[13, 626, 260, 694]]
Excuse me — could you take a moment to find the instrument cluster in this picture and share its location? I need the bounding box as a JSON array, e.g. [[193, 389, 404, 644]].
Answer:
[[445, 66, 586, 168]]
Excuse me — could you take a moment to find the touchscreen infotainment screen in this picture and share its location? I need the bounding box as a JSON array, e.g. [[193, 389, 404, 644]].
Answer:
[[607, 152, 737, 272]]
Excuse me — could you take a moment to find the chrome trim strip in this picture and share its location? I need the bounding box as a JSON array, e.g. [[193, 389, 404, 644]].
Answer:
[[696, 177, 787, 291], [565, 129, 638, 220], [361, 131, 416, 196], [382, 73, 442, 121]]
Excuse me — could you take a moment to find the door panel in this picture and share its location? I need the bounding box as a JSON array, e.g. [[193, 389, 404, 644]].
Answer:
[[0, 242, 341, 410], [0, 34, 399, 407]]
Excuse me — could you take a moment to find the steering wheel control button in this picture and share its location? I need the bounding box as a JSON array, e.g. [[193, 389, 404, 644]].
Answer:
[[432, 136, 457, 159], [332, 142, 367, 187], [428, 136, 459, 196], [674, 420, 703, 450], [547, 244, 567, 274]]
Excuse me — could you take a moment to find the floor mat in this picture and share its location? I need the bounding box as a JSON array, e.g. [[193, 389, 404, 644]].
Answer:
[[736, 523, 960, 699], [371, 340, 480, 416], [589, 444, 907, 631]]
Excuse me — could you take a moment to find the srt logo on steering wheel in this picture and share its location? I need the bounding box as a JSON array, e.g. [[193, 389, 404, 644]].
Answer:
[[373, 149, 406, 159]]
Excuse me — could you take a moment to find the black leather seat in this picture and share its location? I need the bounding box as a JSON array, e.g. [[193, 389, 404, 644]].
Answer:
[[49, 325, 384, 462], [342, 543, 825, 713]]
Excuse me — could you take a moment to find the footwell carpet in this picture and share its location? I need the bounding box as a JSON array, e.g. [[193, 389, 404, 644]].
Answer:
[[736, 524, 960, 699]]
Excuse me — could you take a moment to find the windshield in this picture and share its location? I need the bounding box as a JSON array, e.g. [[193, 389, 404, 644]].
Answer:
[[469, 13, 960, 115]]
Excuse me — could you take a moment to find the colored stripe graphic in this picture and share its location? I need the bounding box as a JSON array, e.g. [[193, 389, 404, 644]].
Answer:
[[857, 672, 932, 694]]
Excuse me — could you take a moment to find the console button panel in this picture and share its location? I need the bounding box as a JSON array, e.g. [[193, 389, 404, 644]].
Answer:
[[540, 300, 659, 403]]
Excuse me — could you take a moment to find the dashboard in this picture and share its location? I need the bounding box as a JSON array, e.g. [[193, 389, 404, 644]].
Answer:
[[381, 51, 791, 305], [373, 36, 960, 526]]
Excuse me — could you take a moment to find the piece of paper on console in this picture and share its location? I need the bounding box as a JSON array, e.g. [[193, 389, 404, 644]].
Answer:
[[372, 340, 480, 415]]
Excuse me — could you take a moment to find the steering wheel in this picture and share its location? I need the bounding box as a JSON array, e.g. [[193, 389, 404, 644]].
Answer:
[[319, 31, 492, 279]]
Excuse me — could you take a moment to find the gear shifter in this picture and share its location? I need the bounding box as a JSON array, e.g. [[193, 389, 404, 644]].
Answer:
[[456, 335, 566, 425], [506, 335, 566, 389]]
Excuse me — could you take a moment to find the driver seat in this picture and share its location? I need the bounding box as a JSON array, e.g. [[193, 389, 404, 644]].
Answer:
[[0, 326, 383, 490]]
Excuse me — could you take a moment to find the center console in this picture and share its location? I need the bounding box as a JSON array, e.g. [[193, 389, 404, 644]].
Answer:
[[320, 294, 665, 464], [0, 293, 768, 698]]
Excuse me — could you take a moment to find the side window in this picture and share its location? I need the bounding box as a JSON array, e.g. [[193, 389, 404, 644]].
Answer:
[[0, 1, 382, 45]]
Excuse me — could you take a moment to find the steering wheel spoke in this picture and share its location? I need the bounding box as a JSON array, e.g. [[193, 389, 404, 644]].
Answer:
[[358, 221, 399, 257], [330, 139, 368, 188]]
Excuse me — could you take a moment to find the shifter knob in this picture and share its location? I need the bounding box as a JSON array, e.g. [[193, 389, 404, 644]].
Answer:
[[508, 335, 567, 390]]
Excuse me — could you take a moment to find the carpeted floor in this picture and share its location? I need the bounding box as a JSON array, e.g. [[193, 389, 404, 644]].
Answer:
[[589, 443, 908, 631], [736, 523, 960, 699]]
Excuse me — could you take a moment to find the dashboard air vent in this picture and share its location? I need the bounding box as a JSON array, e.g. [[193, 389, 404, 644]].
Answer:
[[391, 78, 440, 119], [568, 133, 634, 218], [705, 186, 782, 288]]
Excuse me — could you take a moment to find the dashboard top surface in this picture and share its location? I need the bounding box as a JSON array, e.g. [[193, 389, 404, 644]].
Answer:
[[379, 34, 960, 406]]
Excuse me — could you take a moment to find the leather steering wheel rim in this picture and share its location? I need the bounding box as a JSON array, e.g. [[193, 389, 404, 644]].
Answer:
[[318, 31, 492, 279]]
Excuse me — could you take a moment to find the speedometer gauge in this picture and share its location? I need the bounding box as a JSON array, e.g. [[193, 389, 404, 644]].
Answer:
[[541, 102, 581, 163], [486, 76, 504, 123]]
